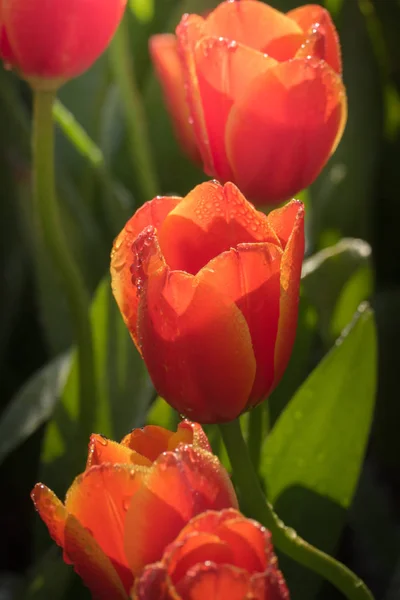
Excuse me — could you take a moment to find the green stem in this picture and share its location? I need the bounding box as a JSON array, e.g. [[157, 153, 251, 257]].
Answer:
[[219, 419, 374, 600], [109, 16, 159, 201], [247, 404, 264, 472], [32, 89, 97, 438]]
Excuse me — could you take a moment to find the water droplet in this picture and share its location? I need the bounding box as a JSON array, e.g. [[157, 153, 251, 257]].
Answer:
[[123, 497, 132, 512], [98, 435, 108, 447]]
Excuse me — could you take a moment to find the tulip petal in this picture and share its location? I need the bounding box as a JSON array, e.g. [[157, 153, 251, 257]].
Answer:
[[150, 34, 200, 162], [2, 0, 127, 80], [193, 38, 276, 182], [133, 563, 169, 600], [176, 563, 251, 600], [199, 238, 282, 403], [158, 180, 279, 275], [226, 58, 347, 204], [288, 4, 342, 73], [134, 228, 256, 421], [31, 484, 128, 600], [177, 420, 212, 453], [217, 518, 268, 573], [166, 509, 266, 575], [250, 570, 290, 600], [124, 446, 238, 575], [111, 195, 181, 350], [121, 425, 185, 462], [176, 14, 213, 175], [269, 201, 305, 388], [168, 533, 233, 584], [65, 463, 145, 588], [204, 0, 304, 60], [86, 434, 143, 468]]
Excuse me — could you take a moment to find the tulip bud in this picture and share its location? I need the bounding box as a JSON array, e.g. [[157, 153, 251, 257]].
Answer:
[[135, 508, 289, 600], [111, 180, 304, 423], [0, 0, 127, 89], [31, 422, 237, 597], [150, 1, 347, 206]]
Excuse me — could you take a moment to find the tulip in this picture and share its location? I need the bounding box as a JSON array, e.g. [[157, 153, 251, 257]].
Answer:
[[31, 422, 237, 599], [150, 1, 347, 205], [111, 180, 304, 423], [134, 508, 289, 600], [0, 0, 127, 89]]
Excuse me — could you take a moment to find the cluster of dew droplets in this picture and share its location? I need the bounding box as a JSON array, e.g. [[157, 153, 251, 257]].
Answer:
[[297, 21, 326, 65], [201, 36, 238, 59], [130, 225, 157, 296], [224, 184, 268, 240]]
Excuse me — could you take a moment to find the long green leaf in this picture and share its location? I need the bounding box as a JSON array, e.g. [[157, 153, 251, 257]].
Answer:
[[260, 304, 377, 600], [0, 354, 71, 466]]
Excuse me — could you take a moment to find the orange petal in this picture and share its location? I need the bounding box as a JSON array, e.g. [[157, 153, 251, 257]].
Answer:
[[149, 34, 200, 163], [226, 58, 347, 205], [158, 180, 279, 275], [250, 570, 290, 600], [121, 425, 178, 462], [288, 4, 342, 74], [124, 447, 238, 575], [86, 435, 139, 468], [133, 563, 170, 600], [176, 563, 251, 600], [270, 201, 305, 389], [193, 38, 276, 182], [110, 195, 181, 350], [204, 0, 304, 60], [217, 518, 268, 574], [65, 463, 145, 588], [31, 484, 128, 600], [168, 533, 233, 584], [176, 14, 213, 175], [165, 508, 266, 575], [176, 420, 211, 453], [133, 226, 256, 422], [199, 238, 282, 403]]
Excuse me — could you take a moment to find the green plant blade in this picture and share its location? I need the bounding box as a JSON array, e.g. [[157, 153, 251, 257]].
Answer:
[[0, 354, 71, 467], [260, 304, 377, 599]]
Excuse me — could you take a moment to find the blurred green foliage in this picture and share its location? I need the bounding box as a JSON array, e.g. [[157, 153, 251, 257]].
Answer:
[[0, 0, 399, 599]]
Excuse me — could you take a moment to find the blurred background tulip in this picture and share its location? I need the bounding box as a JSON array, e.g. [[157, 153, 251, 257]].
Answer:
[[151, 1, 346, 206], [0, 0, 127, 88], [111, 181, 304, 423]]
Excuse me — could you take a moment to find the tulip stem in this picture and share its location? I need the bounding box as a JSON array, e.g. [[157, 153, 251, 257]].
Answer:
[[219, 418, 374, 600], [32, 89, 97, 438], [247, 404, 264, 472], [109, 16, 159, 201]]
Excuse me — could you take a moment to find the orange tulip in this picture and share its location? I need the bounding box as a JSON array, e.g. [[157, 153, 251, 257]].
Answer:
[[150, 1, 347, 205], [134, 508, 289, 600], [0, 0, 126, 89], [31, 421, 237, 599], [111, 180, 304, 423]]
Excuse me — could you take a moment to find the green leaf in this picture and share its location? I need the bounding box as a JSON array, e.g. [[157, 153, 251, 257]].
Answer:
[[22, 548, 73, 600], [302, 238, 373, 345], [260, 304, 377, 600], [0, 354, 71, 467], [38, 275, 153, 499]]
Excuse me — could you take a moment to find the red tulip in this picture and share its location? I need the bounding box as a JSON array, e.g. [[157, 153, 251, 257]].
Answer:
[[134, 508, 289, 600], [111, 180, 304, 423], [0, 0, 126, 88], [31, 422, 237, 599], [150, 1, 347, 205]]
